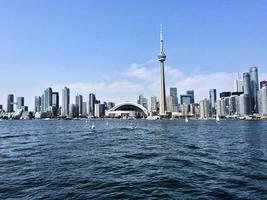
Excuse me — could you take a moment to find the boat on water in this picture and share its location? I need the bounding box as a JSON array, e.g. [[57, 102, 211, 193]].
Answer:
[[216, 114, 220, 122], [185, 116, 189, 123]]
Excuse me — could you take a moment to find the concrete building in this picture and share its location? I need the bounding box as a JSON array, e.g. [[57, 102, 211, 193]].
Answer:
[[200, 98, 210, 119], [150, 96, 157, 113], [158, 25, 167, 115], [7, 94, 14, 113], [62, 87, 70, 116], [166, 95, 173, 112], [82, 102, 87, 116]]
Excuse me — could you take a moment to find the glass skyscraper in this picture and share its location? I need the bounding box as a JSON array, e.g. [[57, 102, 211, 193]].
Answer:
[[16, 97, 24, 110], [243, 72, 251, 114], [209, 89, 217, 116], [75, 94, 83, 116], [34, 96, 41, 112], [170, 87, 178, 111], [249, 66, 259, 113], [62, 87, 70, 116], [7, 94, 14, 113], [89, 93, 96, 117]]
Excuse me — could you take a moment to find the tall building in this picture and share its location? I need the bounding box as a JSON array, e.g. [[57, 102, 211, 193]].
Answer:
[[44, 87, 53, 111], [52, 92, 59, 116], [259, 86, 267, 115], [170, 87, 178, 111], [200, 98, 210, 119], [150, 96, 157, 112], [34, 96, 41, 112], [137, 94, 148, 109], [89, 93, 96, 117], [62, 87, 70, 116], [41, 94, 45, 112], [16, 97, 24, 110], [209, 89, 217, 116], [180, 95, 191, 105], [82, 102, 88, 116], [234, 73, 243, 92], [7, 94, 14, 113], [158, 25, 167, 115], [166, 95, 173, 112], [69, 104, 78, 118], [249, 66, 259, 113], [239, 94, 250, 116], [186, 90, 195, 104], [243, 72, 251, 114], [75, 94, 83, 116]]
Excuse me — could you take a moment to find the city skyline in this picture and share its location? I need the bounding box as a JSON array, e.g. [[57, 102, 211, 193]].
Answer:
[[1, 1, 267, 109]]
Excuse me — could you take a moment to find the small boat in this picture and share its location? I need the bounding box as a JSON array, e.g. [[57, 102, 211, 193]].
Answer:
[[185, 116, 189, 123], [91, 123, 95, 129], [216, 114, 220, 122]]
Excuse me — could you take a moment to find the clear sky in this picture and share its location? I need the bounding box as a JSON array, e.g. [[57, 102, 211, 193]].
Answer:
[[0, 0, 267, 110]]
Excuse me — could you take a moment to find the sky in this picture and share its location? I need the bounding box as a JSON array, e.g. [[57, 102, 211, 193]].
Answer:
[[0, 0, 267, 110]]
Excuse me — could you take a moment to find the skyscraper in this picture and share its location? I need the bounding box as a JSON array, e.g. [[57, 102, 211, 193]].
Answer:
[[180, 95, 191, 105], [16, 97, 24, 110], [259, 86, 267, 115], [34, 96, 41, 112], [239, 94, 250, 116], [75, 94, 83, 116], [44, 87, 53, 111], [243, 72, 251, 114], [137, 94, 148, 109], [249, 66, 259, 113], [62, 87, 70, 116], [158, 25, 167, 115], [89, 93, 96, 117], [7, 94, 14, 113], [186, 90, 195, 104], [52, 92, 59, 116], [150, 96, 157, 113], [166, 95, 173, 112], [209, 89, 217, 116], [200, 98, 210, 119], [170, 87, 178, 111]]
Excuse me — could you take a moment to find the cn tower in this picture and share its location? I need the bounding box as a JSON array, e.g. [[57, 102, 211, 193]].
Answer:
[[158, 25, 167, 115]]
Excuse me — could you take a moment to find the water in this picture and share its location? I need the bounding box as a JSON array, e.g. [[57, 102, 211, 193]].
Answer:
[[1, 120, 267, 199]]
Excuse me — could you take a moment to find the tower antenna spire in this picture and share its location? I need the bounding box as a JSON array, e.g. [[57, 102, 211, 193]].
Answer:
[[160, 24, 164, 52]]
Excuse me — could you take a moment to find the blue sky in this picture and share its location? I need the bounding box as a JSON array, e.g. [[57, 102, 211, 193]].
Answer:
[[0, 0, 267, 109]]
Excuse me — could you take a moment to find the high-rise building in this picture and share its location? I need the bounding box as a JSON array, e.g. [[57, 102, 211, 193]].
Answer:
[[82, 102, 87, 116], [75, 94, 83, 116], [41, 94, 45, 112], [16, 97, 24, 110], [166, 95, 173, 112], [209, 89, 217, 116], [34, 96, 41, 112], [89, 93, 96, 117], [44, 87, 53, 111], [7, 94, 14, 113], [52, 92, 59, 116], [200, 98, 210, 119], [220, 92, 231, 98], [234, 73, 244, 92], [170, 87, 178, 111], [249, 66, 259, 113], [239, 94, 250, 116], [94, 101, 100, 118], [150, 96, 157, 112], [244, 72, 251, 114], [137, 94, 148, 109], [180, 95, 191, 105], [259, 86, 267, 115], [186, 90, 195, 104], [260, 81, 267, 89], [158, 25, 167, 115], [69, 104, 78, 118], [62, 87, 70, 116], [229, 95, 239, 115]]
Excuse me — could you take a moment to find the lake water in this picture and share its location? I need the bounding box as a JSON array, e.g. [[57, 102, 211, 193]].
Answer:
[[0, 120, 267, 199]]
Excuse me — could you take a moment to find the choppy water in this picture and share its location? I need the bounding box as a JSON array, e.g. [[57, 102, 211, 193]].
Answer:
[[0, 120, 267, 199]]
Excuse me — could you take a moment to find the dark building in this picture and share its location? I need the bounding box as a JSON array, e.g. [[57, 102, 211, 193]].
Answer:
[[260, 80, 267, 89], [7, 94, 14, 113], [219, 92, 231, 98], [89, 93, 96, 116], [186, 90, 195, 103], [180, 95, 192, 105]]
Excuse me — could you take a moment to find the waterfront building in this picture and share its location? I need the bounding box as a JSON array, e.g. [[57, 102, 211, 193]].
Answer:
[[16, 97, 24, 110], [259, 86, 267, 115], [200, 98, 210, 119], [137, 94, 148, 109], [150, 96, 157, 113], [82, 102, 87, 116], [88, 93, 96, 117], [260, 80, 267, 89], [62, 87, 70, 116], [75, 94, 83, 116], [7, 94, 14, 113], [249, 67, 259, 113], [186, 90, 195, 104], [180, 95, 191, 105], [209, 89, 217, 116], [243, 72, 252, 114], [34, 96, 41, 112], [69, 104, 78, 118], [44, 87, 53, 111], [166, 95, 174, 112], [170, 87, 178, 111], [94, 102, 100, 118], [100, 104, 106, 117], [216, 98, 226, 117], [229, 95, 239, 116], [52, 92, 59, 115], [220, 92, 231, 98], [107, 102, 115, 110], [239, 94, 250, 116], [158, 25, 167, 115]]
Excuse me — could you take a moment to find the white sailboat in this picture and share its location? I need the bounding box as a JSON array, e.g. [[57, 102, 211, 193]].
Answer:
[[185, 116, 189, 123], [216, 114, 220, 122], [91, 123, 95, 129]]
